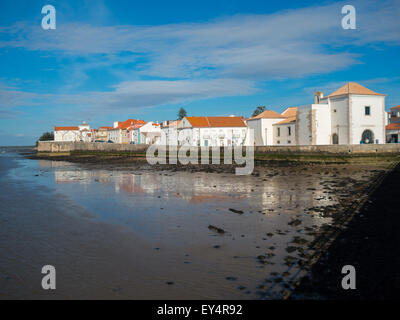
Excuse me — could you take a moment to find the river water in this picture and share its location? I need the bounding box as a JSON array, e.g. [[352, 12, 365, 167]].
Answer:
[[0, 148, 386, 299]]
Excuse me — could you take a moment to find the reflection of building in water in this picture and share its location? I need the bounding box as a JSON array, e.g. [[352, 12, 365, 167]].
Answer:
[[40, 163, 112, 185], [246, 172, 334, 214], [115, 174, 144, 194], [42, 160, 337, 214], [54, 170, 93, 184], [38, 160, 72, 168], [113, 171, 251, 203]]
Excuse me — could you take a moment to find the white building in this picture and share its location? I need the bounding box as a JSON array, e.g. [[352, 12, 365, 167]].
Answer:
[[176, 116, 247, 147], [108, 119, 146, 144], [247, 109, 294, 146], [250, 82, 386, 146], [94, 126, 113, 141], [272, 108, 297, 146], [296, 83, 386, 145], [130, 122, 161, 144], [386, 105, 400, 143], [160, 120, 180, 146], [78, 121, 92, 142], [54, 121, 92, 142]]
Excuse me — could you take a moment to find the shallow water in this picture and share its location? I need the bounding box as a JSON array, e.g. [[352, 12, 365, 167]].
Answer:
[[0, 149, 384, 299]]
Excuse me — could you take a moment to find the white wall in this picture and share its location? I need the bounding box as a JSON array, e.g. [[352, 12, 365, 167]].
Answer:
[[314, 104, 331, 145], [54, 130, 79, 142], [108, 129, 121, 143], [329, 96, 350, 144], [273, 123, 296, 145], [349, 95, 386, 144], [176, 127, 247, 147], [295, 104, 331, 145], [247, 118, 285, 146]]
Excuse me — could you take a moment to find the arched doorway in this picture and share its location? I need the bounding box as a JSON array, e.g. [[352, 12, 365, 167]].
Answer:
[[332, 133, 339, 144], [361, 130, 374, 144]]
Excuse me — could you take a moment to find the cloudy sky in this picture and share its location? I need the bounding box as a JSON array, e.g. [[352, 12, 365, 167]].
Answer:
[[1, 0, 400, 145]]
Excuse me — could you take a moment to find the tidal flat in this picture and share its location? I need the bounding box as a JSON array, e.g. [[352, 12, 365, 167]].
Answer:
[[0, 148, 394, 299]]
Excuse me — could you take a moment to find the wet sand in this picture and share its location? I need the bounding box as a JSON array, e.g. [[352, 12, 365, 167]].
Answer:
[[0, 148, 394, 299]]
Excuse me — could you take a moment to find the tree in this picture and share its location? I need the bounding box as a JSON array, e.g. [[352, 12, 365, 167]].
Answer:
[[251, 106, 266, 118], [37, 132, 54, 146], [36, 131, 54, 147], [178, 107, 187, 120]]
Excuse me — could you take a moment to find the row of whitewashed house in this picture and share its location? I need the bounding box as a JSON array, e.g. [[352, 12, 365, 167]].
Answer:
[[54, 82, 399, 146]]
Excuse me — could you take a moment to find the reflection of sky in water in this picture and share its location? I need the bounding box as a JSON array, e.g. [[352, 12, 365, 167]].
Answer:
[[8, 157, 334, 246], [6, 156, 339, 298]]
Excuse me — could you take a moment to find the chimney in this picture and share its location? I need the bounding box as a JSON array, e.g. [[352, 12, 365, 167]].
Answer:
[[314, 91, 324, 104], [113, 121, 119, 128]]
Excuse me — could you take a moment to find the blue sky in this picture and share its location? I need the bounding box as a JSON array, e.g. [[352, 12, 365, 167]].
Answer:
[[1, 0, 400, 145]]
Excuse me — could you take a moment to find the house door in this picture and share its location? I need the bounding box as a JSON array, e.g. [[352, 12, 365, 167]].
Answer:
[[204, 140, 208, 147], [332, 133, 339, 144], [361, 130, 374, 144]]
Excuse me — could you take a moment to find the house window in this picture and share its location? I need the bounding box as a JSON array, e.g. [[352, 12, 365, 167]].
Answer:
[[365, 106, 371, 116], [288, 127, 291, 136], [288, 140, 291, 144], [277, 140, 280, 144], [277, 127, 280, 137]]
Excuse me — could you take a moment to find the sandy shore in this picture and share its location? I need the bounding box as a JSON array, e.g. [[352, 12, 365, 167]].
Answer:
[[0, 148, 397, 299]]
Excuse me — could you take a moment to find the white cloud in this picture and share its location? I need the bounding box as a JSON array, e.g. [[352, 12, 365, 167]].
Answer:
[[0, 0, 399, 114], [0, 79, 257, 115]]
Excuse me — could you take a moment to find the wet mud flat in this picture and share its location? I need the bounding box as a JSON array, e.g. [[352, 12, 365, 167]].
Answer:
[[0, 149, 397, 299], [293, 162, 400, 300]]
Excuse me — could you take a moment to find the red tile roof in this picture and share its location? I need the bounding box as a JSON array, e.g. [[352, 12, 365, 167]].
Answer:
[[273, 116, 296, 126], [98, 126, 113, 130], [113, 119, 146, 130], [165, 120, 180, 128], [186, 116, 246, 127], [390, 105, 400, 110], [281, 107, 297, 118], [131, 123, 146, 129], [386, 123, 400, 130], [249, 110, 285, 120], [54, 126, 79, 131], [326, 82, 385, 98]]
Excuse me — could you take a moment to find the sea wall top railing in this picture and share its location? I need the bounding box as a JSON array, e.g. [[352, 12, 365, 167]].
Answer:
[[37, 141, 400, 155]]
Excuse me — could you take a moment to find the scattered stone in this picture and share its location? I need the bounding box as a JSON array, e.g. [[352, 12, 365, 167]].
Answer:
[[292, 236, 309, 245], [208, 225, 226, 234], [229, 208, 244, 214], [286, 246, 297, 253], [288, 219, 302, 227], [225, 276, 237, 281]]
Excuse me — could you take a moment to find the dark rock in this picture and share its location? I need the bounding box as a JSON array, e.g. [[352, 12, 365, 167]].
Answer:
[[229, 208, 244, 214], [225, 276, 237, 281], [208, 225, 226, 234]]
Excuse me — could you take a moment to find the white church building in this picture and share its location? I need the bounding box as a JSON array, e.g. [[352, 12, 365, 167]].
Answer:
[[249, 82, 386, 146], [54, 121, 92, 142]]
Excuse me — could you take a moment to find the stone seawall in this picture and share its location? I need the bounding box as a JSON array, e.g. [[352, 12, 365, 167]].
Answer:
[[37, 141, 400, 155], [38, 141, 148, 153]]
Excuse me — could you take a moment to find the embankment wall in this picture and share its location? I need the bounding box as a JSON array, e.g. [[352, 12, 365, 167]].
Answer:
[[37, 141, 400, 155]]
